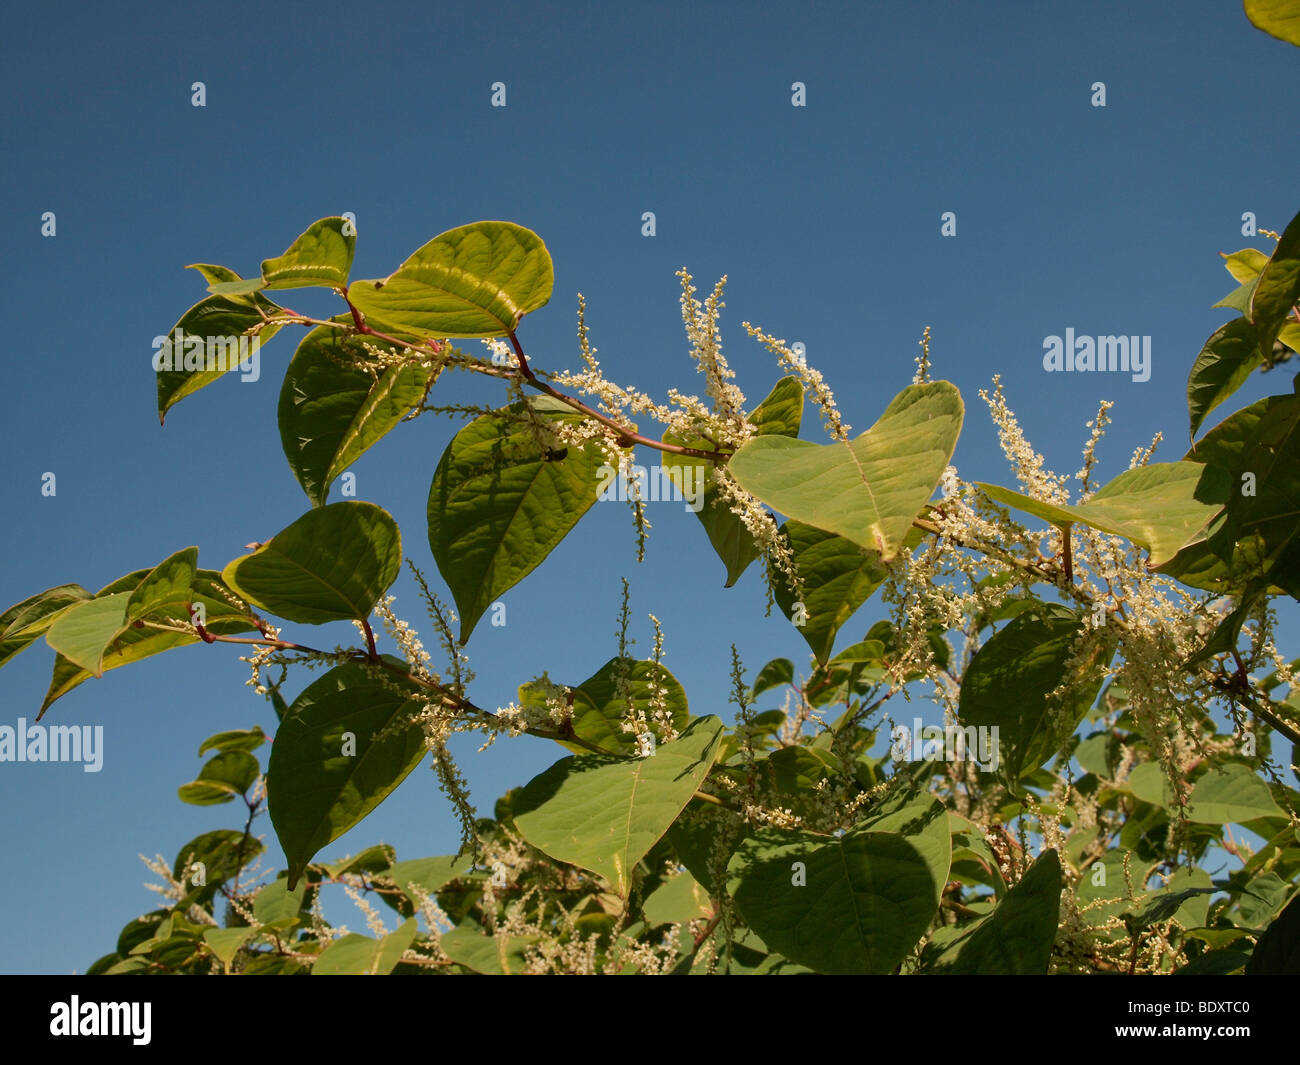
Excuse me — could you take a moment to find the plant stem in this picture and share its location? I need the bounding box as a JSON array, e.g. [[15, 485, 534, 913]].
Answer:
[[508, 332, 729, 461]]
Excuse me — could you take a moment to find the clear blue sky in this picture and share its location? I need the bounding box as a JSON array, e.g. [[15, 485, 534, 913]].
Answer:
[[1, 0, 1296, 973]]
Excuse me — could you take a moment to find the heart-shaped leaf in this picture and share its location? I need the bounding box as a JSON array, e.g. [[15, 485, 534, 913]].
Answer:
[[727, 794, 951, 974], [728, 381, 962, 560], [959, 604, 1116, 783], [932, 850, 1061, 974], [512, 716, 724, 898], [1186, 763, 1284, 824]]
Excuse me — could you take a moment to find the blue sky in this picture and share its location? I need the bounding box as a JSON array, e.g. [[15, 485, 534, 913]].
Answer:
[[1, 0, 1297, 973]]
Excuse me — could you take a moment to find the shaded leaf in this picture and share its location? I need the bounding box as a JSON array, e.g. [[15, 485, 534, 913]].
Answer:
[[268, 659, 429, 888]]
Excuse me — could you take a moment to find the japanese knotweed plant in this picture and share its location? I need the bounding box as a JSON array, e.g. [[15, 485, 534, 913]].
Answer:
[[4, 192, 1300, 975]]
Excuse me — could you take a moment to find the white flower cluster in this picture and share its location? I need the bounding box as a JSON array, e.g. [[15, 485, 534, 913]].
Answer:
[[742, 321, 849, 442]]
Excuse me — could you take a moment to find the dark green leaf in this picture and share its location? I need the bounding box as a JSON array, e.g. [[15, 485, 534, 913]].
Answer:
[[268, 659, 428, 888], [428, 398, 604, 642], [959, 604, 1116, 783]]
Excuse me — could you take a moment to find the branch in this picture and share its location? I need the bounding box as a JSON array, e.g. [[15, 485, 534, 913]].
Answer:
[[509, 331, 729, 461]]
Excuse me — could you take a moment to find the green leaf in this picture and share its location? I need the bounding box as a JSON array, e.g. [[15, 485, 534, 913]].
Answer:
[[751, 658, 794, 698], [43, 592, 132, 677], [642, 871, 712, 928], [959, 604, 1115, 783], [771, 520, 892, 665], [1232, 871, 1293, 929], [1246, 0, 1300, 45], [375, 918, 419, 974], [187, 263, 241, 286], [193, 750, 260, 794], [513, 716, 724, 898], [324, 844, 396, 878], [977, 462, 1226, 568], [1249, 207, 1300, 357], [1176, 949, 1252, 975], [177, 782, 240, 806], [1187, 317, 1265, 439], [126, 546, 198, 621], [1185, 763, 1284, 824], [311, 923, 414, 975], [545, 656, 691, 756], [253, 878, 307, 926], [1222, 247, 1272, 284], [729, 381, 963, 560], [1246, 893, 1300, 974], [156, 273, 284, 423], [1158, 526, 1275, 597], [663, 376, 805, 587], [347, 221, 553, 339], [40, 570, 257, 714], [0, 584, 90, 669], [1188, 392, 1300, 590], [1129, 867, 1214, 931], [223, 501, 402, 624], [428, 398, 604, 642], [172, 829, 264, 906], [203, 927, 253, 967], [1214, 276, 1261, 314], [937, 850, 1061, 974], [259, 217, 355, 291], [197, 726, 266, 756], [728, 794, 951, 974], [311, 934, 379, 974], [379, 854, 475, 914], [1125, 761, 1176, 808], [278, 326, 435, 506], [439, 924, 537, 974], [268, 659, 428, 888]]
